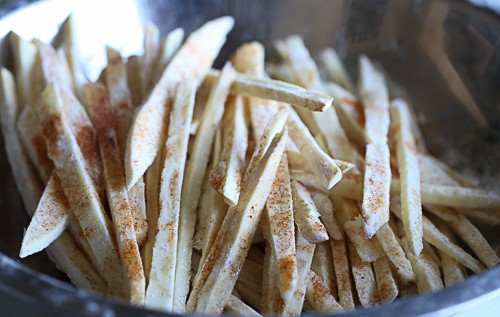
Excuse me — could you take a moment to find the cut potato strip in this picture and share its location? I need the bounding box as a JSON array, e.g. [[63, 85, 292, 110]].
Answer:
[[210, 96, 248, 205], [373, 256, 398, 304], [344, 215, 384, 262], [125, 16, 234, 189], [154, 28, 185, 83], [305, 270, 344, 314], [375, 223, 415, 282], [347, 239, 379, 308], [20, 174, 70, 258], [146, 80, 196, 311], [265, 63, 294, 82], [128, 180, 148, 246], [39, 83, 126, 298], [401, 238, 443, 294], [311, 241, 337, 298], [261, 241, 283, 314], [141, 23, 160, 93], [225, 294, 263, 317], [202, 70, 333, 113], [455, 208, 500, 225], [330, 238, 355, 310], [16, 105, 53, 183], [285, 231, 316, 316], [291, 180, 329, 244], [312, 192, 343, 241], [9, 32, 38, 107], [418, 154, 457, 186], [432, 220, 466, 287], [263, 152, 298, 302], [287, 110, 342, 190], [0, 68, 41, 214], [319, 48, 354, 92], [84, 83, 145, 304], [174, 63, 236, 312], [187, 128, 287, 314]]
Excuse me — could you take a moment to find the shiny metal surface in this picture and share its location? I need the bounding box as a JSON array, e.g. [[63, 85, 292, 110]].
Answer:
[[0, 0, 499, 316]]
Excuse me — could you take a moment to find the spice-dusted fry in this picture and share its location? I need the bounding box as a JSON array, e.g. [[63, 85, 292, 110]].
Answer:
[[146, 80, 196, 311], [210, 96, 248, 205], [291, 180, 329, 244], [305, 270, 344, 314], [84, 83, 145, 304], [187, 128, 287, 314], [263, 152, 298, 302], [125, 16, 234, 189], [225, 294, 263, 317], [154, 28, 185, 82], [358, 56, 392, 238], [372, 256, 398, 304], [20, 175, 70, 258], [202, 70, 333, 112], [141, 23, 160, 93], [0, 68, 41, 213], [319, 48, 354, 92], [287, 110, 342, 190], [330, 237, 355, 310], [311, 242, 337, 298], [39, 83, 126, 298], [375, 223, 415, 282], [347, 240, 379, 308], [174, 63, 236, 312]]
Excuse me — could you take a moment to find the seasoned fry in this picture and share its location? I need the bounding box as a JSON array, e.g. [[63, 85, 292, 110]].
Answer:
[[125, 16, 234, 189], [141, 23, 160, 93], [344, 215, 385, 262], [146, 80, 196, 311], [187, 128, 287, 314], [39, 83, 126, 298], [347, 240, 379, 308], [312, 192, 343, 241], [373, 256, 398, 304], [305, 270, 344, 313], [311, 241, 337, 298], [210, 96, 248, 205], [319, 48, 354, 92], [174, 62, 237, 312], [291, 180, 329, 244]]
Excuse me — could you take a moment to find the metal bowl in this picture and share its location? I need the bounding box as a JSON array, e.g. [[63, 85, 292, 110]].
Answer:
[[0, 0, 499, 316]]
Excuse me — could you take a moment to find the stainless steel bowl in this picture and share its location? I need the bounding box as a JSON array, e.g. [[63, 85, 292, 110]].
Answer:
[[0, 0, 499, 316]]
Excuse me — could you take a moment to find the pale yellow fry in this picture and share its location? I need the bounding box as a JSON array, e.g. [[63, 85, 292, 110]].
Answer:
[[287, 110, 342, 190], [373, 256, 398, 304], [344, 215, 385, 262], [128, 180, 148, 246], [126, 55, 143, 107], [210, 96, 248, 205], [224, 294, 263, 317], [264, 152, 298, 303], [375, 223, 415, 282], [311, 241, 337, 298], [145, 80, 196, 311], [85, 83, 145, 304], [16, 105, 54, 183], [9, 32, 38, 107], [0, 68, 41, 214], [305, 270, 344, 314], [20, 175, 69, 258], [232, 42, 265, 77], [288, 150, 354, 184], [141, 23, 160, 93], [289, 169, 324, 192], [277, 36, 354, 161], [265, 63, 294, 82], [401, 238, 443, 294], [319, 48, 354, 92], [202, 70, 333, 112], [285, 231, 316, 316], [234, 282, 262, 311], [456, 208, 500, 225], [174, 63, 236, 312], [347, 240, 379, 308], [125, 16, 234, 189], [433, 220, 466, 287], [418, 154, 457, 186], [187, 129, 287, 314], [154, 27, 185, 83], [39, 83, 126, 298], [291, 180, 329, 244], [330, 238, 355, 310], [46, 232, 107, 293], [312, 192, 343, 241], [391, 99, 423, 254]]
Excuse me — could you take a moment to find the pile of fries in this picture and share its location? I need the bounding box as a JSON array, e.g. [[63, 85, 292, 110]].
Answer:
[[2, 14, 500, 316]]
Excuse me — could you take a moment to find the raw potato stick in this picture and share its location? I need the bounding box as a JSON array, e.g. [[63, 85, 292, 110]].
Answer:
[[154, 27, 185, 83], [347, 240, 379, 308], [39, 83, 126, 298], [311, 241, 337, 298], [260, 240, 283, 314], [305, 270, 344, 313], [187, 128, 287, 314], [359, 56, 392, 238], [372, 256, 398, 304], [202, 70, 333, 112], [291, 180, 329, 244], [432, 220, 466, 287], [319, 48, 354, 92], [9, 32, 38, 107], [141, 23, 160, 93], [84, 83, 145, 304], [210, 95, 248, 205], [174, 63, 237, 312], [145, 80, 196, 311], [312, 192, 343, 241], [125, 16, 234, 189]]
